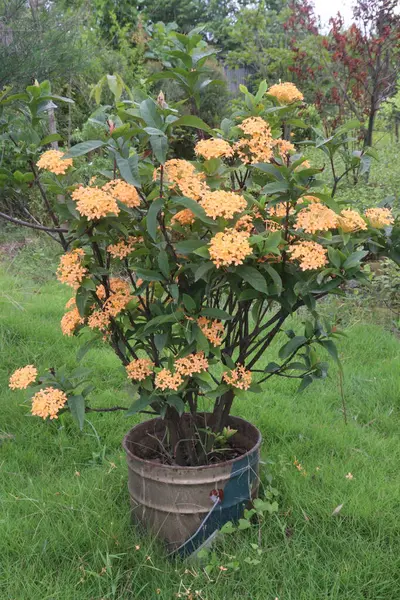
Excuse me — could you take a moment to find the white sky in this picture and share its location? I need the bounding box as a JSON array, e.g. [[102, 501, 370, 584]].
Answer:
[[313, 0, 354, 29]]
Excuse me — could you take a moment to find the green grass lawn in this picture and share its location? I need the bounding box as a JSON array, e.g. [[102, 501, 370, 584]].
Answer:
[[1, 257, 400, 600]]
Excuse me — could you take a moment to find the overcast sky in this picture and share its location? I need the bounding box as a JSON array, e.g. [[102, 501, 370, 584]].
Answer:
[[313, 0, 353, 29]]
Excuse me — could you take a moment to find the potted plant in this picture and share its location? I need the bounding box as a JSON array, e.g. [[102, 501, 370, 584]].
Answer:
[[4, 36, 399, 557]]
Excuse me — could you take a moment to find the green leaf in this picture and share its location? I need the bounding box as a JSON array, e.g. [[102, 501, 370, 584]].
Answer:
[[327, 246, 342, 269], [262, 264, 282, 294], [147, 197, 164, 241], [134, 268, 164, 282], [343, 251, 368, 270], [194, 261, 214, 282], [167, 395, 185, 415], [68, 395, 85, 430], [279, 336, 307, 360], [140, 99, 163, 129], [144, 312, 182, 332], [220, 521, 235, 534], [318, 339, 341, 366], [115, 153, 141, 187], [126, 393, 151, 416], [150, 134, 168, 165], [238, 518, 251, 530], [63, 140, 105, 158], [171, 196, 214, 225], [169, 115, 212, 133], [183, 294, 196, 312], [201, 307, 233, 320], [262, 181, 289, 194], [40, 133, 62, 145], [236, 266, 268, 294], [157, 250, 170, 278], [76, 287, 92, 318], [175, 239, 205, 254]]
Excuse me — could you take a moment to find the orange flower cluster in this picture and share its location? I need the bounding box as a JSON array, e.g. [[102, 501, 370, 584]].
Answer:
[[200, 190, 247, 220], [234, 215, 254, 234], [102, 179, 141, 208], [171, 209, 196, 226], [107, 236, 139, 259], [235, 117, 274, 164], [155, 368, 183, 391], [268, 82, 304, 104], [61, 298, 84, 336], [31, 387, 68, 420], [299, 195, 320, 204], [36, 149, 73, 175], [337, 209, 367, 233], [273, 139, 295, 159], [72, 186, 119, 220], [195, 138, 234, 160], [126, 358, 154, 381], [9, 365, 37, 390], [175, 352, 209, 376], [162, 159, 207, 200], [209, 228, 252, 268], [223, 365, 252, 390], [57, 248, 87, 289], [89, 278, 133, 332], [289, 240, 328, 270], [197, 317, 224, 346], [269, 202, 294, 218], [296, 203, 337, 234], [365, 207, 394, 229], [265, 219, 282, 232]]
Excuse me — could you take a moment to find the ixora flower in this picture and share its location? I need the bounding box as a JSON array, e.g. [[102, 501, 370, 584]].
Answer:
[[9, 365, 37, 390], [223, 365, 252, 390], [155, 369, 183, 391], [31, 387, 68, 420], [72, 185, 119, 220], [337, 209, 367, 233], [107, 236, 140, 260], [200, 190, 247, 220], [160, 159, 207, 200], [57, 248, 87, 289], [36, 149, 73, 175], [268, 82, 304, 104], [197, 317, 224, 346], [289, 240, 328, 271], [365, 207, 394, 229], [296, 202, 338, 234], [209, 228, 252, 268], [171, 209, 196, 226], [102, 179, 141, 208], [61, 298, 84, 337], [126, 358, 154, 381], [174, 352, 209, 376], [273, 139, 295, 159], [235, 117, 274, 164], [194, 138, 234, 160]]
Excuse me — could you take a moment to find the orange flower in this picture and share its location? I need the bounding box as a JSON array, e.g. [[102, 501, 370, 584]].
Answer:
[[126, 358, 154, 381], [57, 248, 87, 289], [61, 298, 84, 336], [197, 317, 224, 346], [298, 195, 320, 204], [234, 117, 274, 164], [171, 209, 196, 226], [87, 309, 111, 332], [296, 203, 337, 234], [337, 209, 367, 233], [200, 190, 247, 220], [273, 139, 295, 158], [174, 352, 209, 376], [195, 138, 234, 160], [209, 228, 252, 268], [234, 215, 254, 233], [365, 207, 394, 229], [155, 369, 183, 391], [102, 179, 141, 208], [37, 149, 73, 175], [31, 387, 68, 420], [268, 82, 303, 104], [223, 365, 252, 390], [9, 365, 37, 390], [107, 236, 140, 259], [161, 159, 207, 200], [269, 202, 294, 218], [289, 240, 328, 270], [72, 186, 119, 220]]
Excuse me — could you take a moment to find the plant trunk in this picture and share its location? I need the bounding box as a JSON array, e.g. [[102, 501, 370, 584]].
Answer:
[[364, 108, 376, 148]]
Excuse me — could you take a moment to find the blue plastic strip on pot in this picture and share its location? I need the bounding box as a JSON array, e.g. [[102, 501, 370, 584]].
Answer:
[[171, 448, 259, 558]]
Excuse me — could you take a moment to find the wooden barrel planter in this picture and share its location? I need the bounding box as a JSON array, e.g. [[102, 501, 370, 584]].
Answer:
[[122, 414, 262, 557]]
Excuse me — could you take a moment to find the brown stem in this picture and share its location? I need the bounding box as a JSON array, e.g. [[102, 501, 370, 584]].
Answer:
[[0, 211, 68, 234]]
